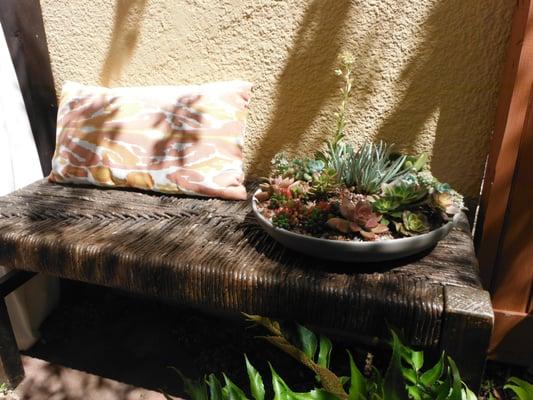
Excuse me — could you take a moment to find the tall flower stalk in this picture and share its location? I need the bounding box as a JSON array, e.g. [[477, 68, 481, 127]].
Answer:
[[316, 53, 355, 172]]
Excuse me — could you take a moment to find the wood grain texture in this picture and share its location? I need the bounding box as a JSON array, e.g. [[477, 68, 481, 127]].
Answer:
[[0, 180, 486, 351]]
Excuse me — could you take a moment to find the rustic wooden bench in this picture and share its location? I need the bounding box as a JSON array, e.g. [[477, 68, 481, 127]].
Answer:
[[0, 179, 493, 390]]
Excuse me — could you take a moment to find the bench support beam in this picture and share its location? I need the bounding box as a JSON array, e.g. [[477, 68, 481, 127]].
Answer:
[[0, 298, 23, 387], [0, 270, 36, 388], [441, 285, 493, 393]]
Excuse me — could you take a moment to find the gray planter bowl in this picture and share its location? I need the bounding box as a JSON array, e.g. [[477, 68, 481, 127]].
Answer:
[[251, 189, 457, 262]]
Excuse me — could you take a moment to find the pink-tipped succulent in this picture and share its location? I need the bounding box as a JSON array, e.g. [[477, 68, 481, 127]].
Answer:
[[327, 190, 389, 240], [256, 176, 301, 202]]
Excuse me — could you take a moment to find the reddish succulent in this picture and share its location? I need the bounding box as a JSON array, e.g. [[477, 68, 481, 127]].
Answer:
[[257, 176, 310, 203], [353, 201, 380, 229], [327, 190, 389, 240], [339, 191, 380, 229]]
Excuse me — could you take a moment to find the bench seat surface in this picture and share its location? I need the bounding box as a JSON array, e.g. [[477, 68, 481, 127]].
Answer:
[[0, 179, 483, 348]]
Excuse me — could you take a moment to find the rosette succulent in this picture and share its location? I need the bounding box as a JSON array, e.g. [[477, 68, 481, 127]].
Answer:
[[398, 211, 431, 236], [326, 190, 389, 240], [381, 176, 428, 206]]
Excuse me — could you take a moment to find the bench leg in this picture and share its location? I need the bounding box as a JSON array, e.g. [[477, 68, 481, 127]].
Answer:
[[440, 286, 493, 393], [0, 298, 24, 388]]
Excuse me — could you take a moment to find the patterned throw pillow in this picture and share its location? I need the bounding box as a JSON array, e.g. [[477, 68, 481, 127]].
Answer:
[[49, 80, 252, 200]]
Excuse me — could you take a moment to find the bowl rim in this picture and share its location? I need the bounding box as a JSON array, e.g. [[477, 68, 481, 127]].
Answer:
[[251, 188, 456, 247]]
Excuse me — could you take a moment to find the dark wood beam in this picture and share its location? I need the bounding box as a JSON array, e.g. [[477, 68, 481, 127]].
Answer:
[[0, 0, 57, 176]]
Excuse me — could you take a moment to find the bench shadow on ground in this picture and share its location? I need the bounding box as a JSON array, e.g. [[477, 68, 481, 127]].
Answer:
[[23, 280, 375, 399]]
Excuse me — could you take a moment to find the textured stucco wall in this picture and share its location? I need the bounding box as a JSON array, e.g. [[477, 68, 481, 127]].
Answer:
[[40, 0, 514, 198]]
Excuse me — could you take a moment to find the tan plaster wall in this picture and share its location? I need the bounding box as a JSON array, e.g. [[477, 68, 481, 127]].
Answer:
[[40, 0, 514, 198]]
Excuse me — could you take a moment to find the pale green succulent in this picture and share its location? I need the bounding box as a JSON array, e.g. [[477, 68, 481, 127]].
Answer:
[[372, 197, 401, 214], [400, 211, 431, 236], [382, 176, 428, 206], [417, 170, 438, 189]]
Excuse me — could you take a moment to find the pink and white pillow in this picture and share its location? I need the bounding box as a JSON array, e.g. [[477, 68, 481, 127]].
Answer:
[[49, 80, 253, 200]]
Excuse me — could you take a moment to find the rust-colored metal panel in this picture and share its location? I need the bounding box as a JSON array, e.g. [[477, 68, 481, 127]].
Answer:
[[476, 0, 532, 289], [491, 89, 533, 313], [489, 310, 533, 366], [479, 0, 533, 364]]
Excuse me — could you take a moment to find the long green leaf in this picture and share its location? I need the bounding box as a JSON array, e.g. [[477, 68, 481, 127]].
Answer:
[[293, 390, 339, 400], [383, 332, 408, 400], [245, 356, 265, 400], [504, 377, 533, 400], [347, 351, 366, 400], [461, 384, 477, 400], [207, 374, 224, 400], [222, 374, 249, 400], [401, 369, 417, 385], [410, 351, 424, 372], [172, 367, 208, 400], [318, 336, 333, 369], [446, 357, 462, 400], [297, 324, 318, 361], [270, 364, 295, 400], [406, 385, 422, 400], [419, 353, 444, 388], [435, 378, 451, 400]]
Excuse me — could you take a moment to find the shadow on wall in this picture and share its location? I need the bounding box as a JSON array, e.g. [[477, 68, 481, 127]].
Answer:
[[374, 0, 510, 195], [100, 0, 147, 86], [249, 0, 510, 198], [248, 0, 353, 177]]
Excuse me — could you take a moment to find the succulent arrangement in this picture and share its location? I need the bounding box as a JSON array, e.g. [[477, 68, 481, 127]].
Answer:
[[255, 54, 464, 242]]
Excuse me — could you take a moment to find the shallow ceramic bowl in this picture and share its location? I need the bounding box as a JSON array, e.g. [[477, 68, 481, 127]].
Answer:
[[251, 189, 458, 262]]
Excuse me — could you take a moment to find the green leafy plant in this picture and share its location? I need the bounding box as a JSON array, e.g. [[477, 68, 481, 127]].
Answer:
[[173, 315, 482, 400], [504, 377, 533, 400]]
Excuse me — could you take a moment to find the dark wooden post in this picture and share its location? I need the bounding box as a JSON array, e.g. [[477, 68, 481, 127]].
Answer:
[[0, 299, 24, 388], [440, 286, 493, 392], [0, 271, 37, 387], [0, 0, 57, 176]]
